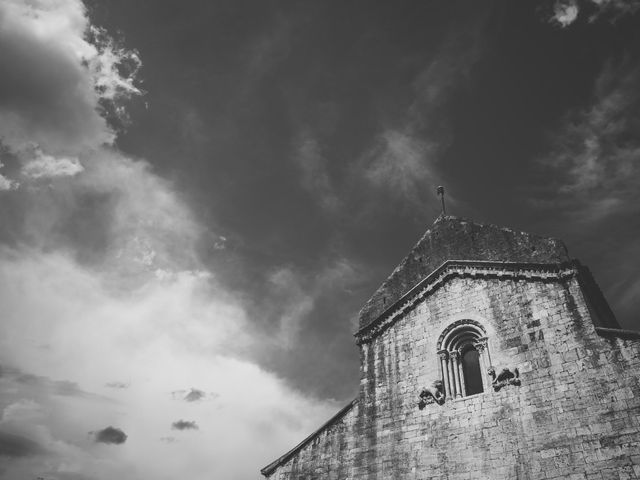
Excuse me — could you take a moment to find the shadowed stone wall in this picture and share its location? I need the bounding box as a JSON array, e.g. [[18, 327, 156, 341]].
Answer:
[[264, 270, 640, 480]]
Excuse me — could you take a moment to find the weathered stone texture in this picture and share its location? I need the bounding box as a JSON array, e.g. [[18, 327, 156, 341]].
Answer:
[[265, 273, 640, 479], [359, 216, 570, 329]]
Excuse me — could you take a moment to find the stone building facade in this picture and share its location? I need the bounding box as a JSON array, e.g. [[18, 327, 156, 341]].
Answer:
[[261, 216, 640, 480]]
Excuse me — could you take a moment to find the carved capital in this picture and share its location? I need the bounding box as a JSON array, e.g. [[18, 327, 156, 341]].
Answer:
[[474, 337, 488, 352], [449, 350, 458, 361], [437, 349, 449, 361]]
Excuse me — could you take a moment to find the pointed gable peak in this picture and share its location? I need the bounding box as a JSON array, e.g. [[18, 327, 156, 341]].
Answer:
[[357, 215, 570, 330]]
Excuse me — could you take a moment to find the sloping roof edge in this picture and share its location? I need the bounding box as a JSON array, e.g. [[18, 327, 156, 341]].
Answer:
[[355, 259, 582, 344], [260, 398, 358, 477], [358, 216, 570, 329]]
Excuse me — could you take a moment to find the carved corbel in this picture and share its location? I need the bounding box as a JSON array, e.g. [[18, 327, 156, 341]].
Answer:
[[487, 366, 521, 391], [418, 380, 445, 409]]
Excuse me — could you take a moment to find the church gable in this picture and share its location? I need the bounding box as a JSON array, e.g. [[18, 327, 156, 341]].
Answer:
[[358, 216, 570, 330], [261, 217, 640, 480]]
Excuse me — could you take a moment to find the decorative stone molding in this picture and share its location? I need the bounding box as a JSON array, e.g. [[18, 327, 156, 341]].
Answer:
[[437, 349, 449, 361], [474, 337, 488, 353], [418, 380, 445, 409], [487, 366, 521, 391], [355, 260, 578, 345]]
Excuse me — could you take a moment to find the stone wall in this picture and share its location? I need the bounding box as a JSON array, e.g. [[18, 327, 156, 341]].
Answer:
[[265, 271, 640, 480], [358, 216, 570, 330]]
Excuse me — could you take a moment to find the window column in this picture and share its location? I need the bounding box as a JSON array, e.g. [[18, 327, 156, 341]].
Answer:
[[474, 337, 489, 392], [437, 349, 451, 398], [456, 348, 467, 397], [449, 350, 463, 398]]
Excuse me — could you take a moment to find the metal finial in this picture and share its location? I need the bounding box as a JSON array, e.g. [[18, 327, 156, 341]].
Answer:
[[437, 186, 446, 216]]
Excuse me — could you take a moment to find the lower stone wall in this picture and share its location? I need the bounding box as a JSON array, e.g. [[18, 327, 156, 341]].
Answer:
[[265, 275, 640, 480]]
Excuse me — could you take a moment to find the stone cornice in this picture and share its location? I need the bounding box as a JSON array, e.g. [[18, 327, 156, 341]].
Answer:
[[354, 260, 580, 345]]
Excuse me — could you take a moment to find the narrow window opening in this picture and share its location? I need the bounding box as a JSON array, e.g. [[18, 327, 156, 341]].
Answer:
[[461, 347, 483, 395]]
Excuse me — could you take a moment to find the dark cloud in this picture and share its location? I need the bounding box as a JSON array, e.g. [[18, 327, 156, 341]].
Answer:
[[105, 381, 129, 389], [184, 388, 206, 402], [172, 388, 216, 402], [5, 368, 110, 402], [0, 430, 44, 458], [92, 426, 127, 445], [171, 420, 199, 431]]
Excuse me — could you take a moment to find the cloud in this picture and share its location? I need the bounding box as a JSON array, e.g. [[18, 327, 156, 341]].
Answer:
[[0, 0, 141, 171], [362, 130, 435, 202], [170, 388, 215, 403], [105, 382, 129, 389], [171, 420, 199, 431], [0, 173, 16, 191], [292, 131, 340, 212], [0, 86, 334, 480], [92, 426, 127, 445], [550, 0, 580, 27], [357, 24, 485, 207], [21, 146, 83, 179], [0, 160, 17, 190], [0, 1, 340, 478], [547, 0, 640, 27], [533, 60, 640, 222], [0, 430, 45, 458]]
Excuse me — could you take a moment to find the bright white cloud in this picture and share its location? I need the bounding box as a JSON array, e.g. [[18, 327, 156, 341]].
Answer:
[[548, 0, 640, 27], [21, 147, 84, 179], [550, 0, 580, 27], [0, 248, 337, 480], [0, 0, 140, 162], [0, 1, 337, 479]]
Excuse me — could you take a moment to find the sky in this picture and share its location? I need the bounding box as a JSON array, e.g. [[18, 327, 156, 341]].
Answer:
[[0, 0, 639, 479]]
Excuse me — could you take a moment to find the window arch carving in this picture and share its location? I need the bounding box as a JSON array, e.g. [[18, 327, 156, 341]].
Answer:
[[436, 319, 491, 398]]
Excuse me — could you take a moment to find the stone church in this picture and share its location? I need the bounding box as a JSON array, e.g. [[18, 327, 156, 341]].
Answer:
[[261, 215, 640, 479]]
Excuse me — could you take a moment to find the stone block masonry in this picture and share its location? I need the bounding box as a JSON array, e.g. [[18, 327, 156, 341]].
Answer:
[[261, 218, 640, 479]]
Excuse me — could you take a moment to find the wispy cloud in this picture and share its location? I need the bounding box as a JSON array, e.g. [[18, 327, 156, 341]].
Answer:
[[105, 381, 129, 390], [533, 60, 640, 222], [361, 130, 435, 202], [263, 259, 360, 349], [357, 24, 486, 206], [292, 131, 340, 212], [0, 161, 17, 190], [547, 0, 640, 27]]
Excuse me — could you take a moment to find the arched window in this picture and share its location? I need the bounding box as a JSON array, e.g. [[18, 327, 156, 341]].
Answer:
[[437, 320, 491, 398]]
